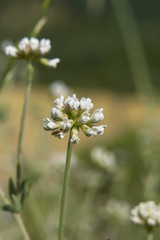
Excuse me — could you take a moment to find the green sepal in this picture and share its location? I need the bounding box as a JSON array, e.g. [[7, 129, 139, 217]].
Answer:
[[11, 194, 22, 212]]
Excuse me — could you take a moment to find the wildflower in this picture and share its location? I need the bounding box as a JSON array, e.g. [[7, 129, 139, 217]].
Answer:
[[5, 37, 60, 68], [5, 46, 18, 57], [91, 147, 117, 172], [43, 94, 107, 144], [130, 201, 160, 227], [40, 58, 60, 68]]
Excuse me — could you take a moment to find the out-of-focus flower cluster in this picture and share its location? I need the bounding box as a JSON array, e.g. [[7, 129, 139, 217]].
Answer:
[[5, 37, 60, 68], [43, 94, 106, 144], [49, 80, 72, 98], [48, 151, 78, 170], [131, 201, 160, 227], [91, 147, 117, 172], [99, 199, 130, 222]]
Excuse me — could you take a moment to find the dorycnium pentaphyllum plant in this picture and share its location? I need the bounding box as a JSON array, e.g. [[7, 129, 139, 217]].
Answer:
[[1, 38, 60, 240], [131, 201, 160, 240], [43, 94, 107, 240]]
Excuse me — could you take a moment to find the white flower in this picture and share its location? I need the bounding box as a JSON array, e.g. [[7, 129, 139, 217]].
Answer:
[[18, 37, 30, 52], [48, 58, 60, 67], [70, 127, 80, 144], [92, 125, 106, 135], [80, 97, 93, 110], [54, 95, 64, 110], [51, 107, 62, 120], [130, 201, 160, 227], [91, 108, 104, 123], [43, 94, 106, 144], [64, 94, 80, 111], [84, 125, 107, 137], [60, 117, 72, 130], [39, 58, 60, 68], [5, 46, 18, 57], [70, 133, 80, 144], [80, 112, 90, 124], [30, 37, 39, 50], [43, 118, 58, 130], [40, 38, 51, 54]]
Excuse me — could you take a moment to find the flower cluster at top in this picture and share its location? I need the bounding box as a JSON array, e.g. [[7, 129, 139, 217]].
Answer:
[[5, 37, 60, 68], [131, 201, 160, 227], [43, 94, 106, 144]]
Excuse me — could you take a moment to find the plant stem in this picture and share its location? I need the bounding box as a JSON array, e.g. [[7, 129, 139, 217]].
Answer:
[[110, 0, 154, 97], [16, 63, 34, 190], [0, 187, 31, 240], [147, 230, 154, 240], [59, 131, 73, 240], [14, 214, 31, 240]]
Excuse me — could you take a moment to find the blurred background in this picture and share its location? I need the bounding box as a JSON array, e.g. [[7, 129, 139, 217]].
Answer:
[[0, 0, 160, 239]]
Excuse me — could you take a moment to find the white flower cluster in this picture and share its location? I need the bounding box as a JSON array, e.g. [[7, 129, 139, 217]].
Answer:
[[43, 94, 106, 144], [131, 201, 160, 227], [5, 37, 60, 68], [91, 147, 117, 172]]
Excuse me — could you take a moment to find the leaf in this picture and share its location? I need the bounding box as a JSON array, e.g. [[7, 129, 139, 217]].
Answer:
[[8, 178, 16, 201], [2, 204, 19, 213]]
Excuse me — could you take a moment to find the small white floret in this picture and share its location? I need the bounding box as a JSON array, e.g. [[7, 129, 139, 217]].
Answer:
[[80, 112, 90, 124], [80, 97, 93, 110], [40, 38, 51, 54], [70, 134, 80, 144], [92, 125, 107, 135], [60, 117, 72, 130], [91, 108, 104, 123], [43, 118, 58, 130], [30, 37, 39, 51], [48, 58, 60, 68], [51, 107, 62, 120], [5, 46, 18, 57], [18, 37, 30, 51], [64, 94, 80, 111], [54, 95, 64, 110]]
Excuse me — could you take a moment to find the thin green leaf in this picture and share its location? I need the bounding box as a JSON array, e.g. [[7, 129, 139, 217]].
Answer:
[[2, 204, 19, 213], [8, 178, 16, 200]]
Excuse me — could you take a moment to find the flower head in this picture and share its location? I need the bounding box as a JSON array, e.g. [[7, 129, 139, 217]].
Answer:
[[5, 37, 60, 68], [43, 94, 107, 144], [130, 201, 160, 227]]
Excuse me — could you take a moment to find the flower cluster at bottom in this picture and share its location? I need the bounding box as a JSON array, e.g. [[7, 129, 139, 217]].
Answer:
[[43, 94, 107, 144], [131, 201, 160, 227]]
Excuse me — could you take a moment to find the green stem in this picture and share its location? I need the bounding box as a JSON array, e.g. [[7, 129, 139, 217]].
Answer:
[[16, 63, 34, 190], [147, 230, 154, 240], [110, 0, 154, 97], [14, 214, 31, 240], [59, 131, 73, 240], [0, 187, 31, 240]]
